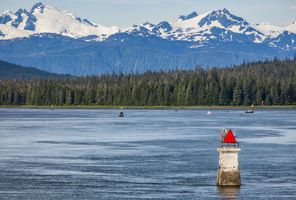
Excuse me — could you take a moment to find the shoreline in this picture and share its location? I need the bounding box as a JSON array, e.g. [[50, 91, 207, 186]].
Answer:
[[0, 105, 295, 110]]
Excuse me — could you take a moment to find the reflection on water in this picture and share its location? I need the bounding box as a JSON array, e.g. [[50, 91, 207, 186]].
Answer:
[[218, 186, 240, 200], [0, 108, 295, 199]]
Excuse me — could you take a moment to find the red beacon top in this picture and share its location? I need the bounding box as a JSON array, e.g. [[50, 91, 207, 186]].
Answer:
[[222, 129, 237, 143]]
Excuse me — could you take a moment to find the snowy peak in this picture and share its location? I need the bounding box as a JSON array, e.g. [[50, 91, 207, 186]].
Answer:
[[0, 11, 13, 24], [0, 8, 36, 31], [125, 8, 265, 43], [15, 8, 30, 16], [172, 9, 251, 32], [198, 9, 248, 28], [0, 2, 119, 40], [28, 2, 119, 36], [30, 2, 45, 13], [154, 21, 172, 32], [178, 11, 198, 21]]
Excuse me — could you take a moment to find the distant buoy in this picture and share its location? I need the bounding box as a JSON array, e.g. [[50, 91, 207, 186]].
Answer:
[[207, 111, 212, 116]]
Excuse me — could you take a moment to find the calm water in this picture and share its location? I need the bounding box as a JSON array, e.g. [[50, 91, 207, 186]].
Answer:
[[0, 108, 295, 199]]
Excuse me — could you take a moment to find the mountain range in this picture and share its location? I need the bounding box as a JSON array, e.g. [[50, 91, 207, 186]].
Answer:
[[0, 2, 295, 75]]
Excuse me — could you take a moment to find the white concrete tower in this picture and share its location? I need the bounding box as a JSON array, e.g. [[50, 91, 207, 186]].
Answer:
[[217, 129, 241, 186]]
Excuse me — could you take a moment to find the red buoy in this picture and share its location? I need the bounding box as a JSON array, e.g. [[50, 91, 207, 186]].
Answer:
[[223, 129, 237, 143]]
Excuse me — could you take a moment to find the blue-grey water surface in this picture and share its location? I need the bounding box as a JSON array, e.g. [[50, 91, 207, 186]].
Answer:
[[0, 109, 295, 199]]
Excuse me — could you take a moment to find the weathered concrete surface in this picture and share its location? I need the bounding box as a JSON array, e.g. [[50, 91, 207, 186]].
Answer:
[[217, 169, 241, 186], [217, 147, 241, 186]]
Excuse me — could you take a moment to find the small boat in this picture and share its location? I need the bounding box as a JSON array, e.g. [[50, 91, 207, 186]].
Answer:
[[245, 104, 254, 113], [119, 111, 124, 117], [245, 109, 254, 113]]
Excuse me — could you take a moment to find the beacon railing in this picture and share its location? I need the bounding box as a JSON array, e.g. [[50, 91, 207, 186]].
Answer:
[[219, 143, 240, 148]]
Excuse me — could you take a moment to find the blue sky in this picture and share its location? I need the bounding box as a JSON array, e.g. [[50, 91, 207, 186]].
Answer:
[[1, 0, 295, 27]]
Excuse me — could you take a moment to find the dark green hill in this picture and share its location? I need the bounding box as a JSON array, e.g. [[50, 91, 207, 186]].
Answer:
[[0, 60, 68, 79]]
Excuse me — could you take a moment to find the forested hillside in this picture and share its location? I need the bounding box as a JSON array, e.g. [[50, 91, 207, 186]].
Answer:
[[0, 58, 295, 106], [0, 60, 66, 79]]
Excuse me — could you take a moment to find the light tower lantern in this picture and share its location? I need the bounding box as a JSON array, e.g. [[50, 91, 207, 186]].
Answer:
[[217, 129, 241, 186]]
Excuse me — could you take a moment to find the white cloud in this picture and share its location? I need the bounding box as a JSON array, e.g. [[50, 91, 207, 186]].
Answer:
[[290, 6, 296, 10]]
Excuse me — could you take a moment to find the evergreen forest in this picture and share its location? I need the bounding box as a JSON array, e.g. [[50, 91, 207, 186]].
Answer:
[[0, 58, 295, 106]]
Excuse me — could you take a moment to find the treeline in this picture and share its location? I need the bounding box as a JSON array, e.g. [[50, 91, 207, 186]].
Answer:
[[0, 58, 295, 106]]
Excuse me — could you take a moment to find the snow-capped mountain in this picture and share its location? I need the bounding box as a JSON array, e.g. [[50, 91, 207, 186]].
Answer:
[[0, 2, 295, 76], [0, 2, 119, 40], [0, 3, 294, 43], [123, 9, 266, 44]]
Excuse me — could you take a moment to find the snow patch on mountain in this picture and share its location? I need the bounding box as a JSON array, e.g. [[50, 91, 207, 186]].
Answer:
[[286, 21, 296, 34], [253, 23, 283, 37], [0, 24, 31, 39]]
